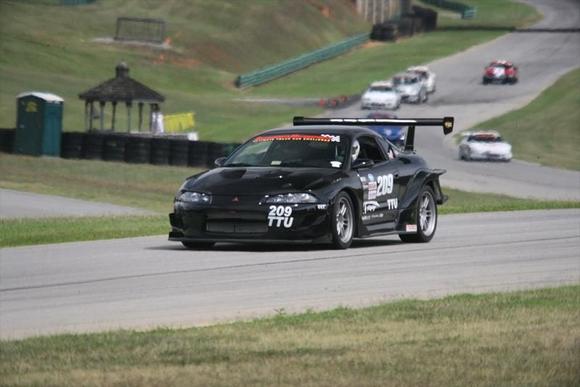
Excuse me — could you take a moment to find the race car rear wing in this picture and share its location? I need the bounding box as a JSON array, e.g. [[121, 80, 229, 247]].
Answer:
[[293, 116, 454, 151]]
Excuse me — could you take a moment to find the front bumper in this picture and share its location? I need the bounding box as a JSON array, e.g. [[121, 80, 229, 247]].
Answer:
[[470, 151, 512, 161], [169, 200, 332, 244], [362, 100, 398, 110], [400, 93, 420, 103]]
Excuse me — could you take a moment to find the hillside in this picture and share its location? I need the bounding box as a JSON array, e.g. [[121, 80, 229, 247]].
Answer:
[[0, 0, 368, 139]]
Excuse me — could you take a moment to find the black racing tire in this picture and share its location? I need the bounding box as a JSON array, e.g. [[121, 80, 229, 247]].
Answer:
[[482, 78, 489, 85], [330, 192, 355, 249], [464, 148, 472, 161], [399, 186, 438, 243], [182, 241, 215, 250]]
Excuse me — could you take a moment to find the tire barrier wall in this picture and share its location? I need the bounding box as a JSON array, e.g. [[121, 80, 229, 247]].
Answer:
[[0, 128, 15, 154], [235, 33, 369, 88], [371, 6, 438, 42], [0, 130, 240, 169]]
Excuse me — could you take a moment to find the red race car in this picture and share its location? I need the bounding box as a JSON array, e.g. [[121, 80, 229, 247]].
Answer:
[[482, 60, 518, 85]]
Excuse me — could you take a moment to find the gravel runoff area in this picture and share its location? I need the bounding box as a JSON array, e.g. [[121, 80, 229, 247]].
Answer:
[[0, 189, 152, 219]]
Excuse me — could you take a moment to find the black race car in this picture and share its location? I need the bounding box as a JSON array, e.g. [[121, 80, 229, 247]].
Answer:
[[169, 116, 454, 249]]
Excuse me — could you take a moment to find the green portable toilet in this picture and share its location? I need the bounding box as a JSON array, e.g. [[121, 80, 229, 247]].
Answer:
[[14, 92, 64, 156]]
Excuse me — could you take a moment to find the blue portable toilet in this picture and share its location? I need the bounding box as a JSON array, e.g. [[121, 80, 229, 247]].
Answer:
[[14, 92, 64, 156]]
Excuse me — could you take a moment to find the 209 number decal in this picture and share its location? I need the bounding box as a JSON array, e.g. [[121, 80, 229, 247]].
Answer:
[[268, 205, 294, 228], [377, 174, 394, 196]]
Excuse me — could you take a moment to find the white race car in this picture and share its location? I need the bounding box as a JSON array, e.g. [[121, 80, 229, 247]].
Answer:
[[458, 131, 512, 161], [392, 73, 428, 104], [361, 81, 401, 110], [407, 66, 436, 93]]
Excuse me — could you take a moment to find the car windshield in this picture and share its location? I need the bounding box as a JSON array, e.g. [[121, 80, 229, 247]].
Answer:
[[469, 135, 503, 143], [225, 133, 349, 169], [393, 76, 416, 85], [369, 86, 393, 92]]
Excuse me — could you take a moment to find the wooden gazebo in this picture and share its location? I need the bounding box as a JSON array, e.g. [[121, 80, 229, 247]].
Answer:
[[79, 63, 165, 132]]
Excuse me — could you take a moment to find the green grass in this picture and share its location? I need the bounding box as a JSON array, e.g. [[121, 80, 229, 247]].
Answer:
[[472, 68, 580, 170], [0, 215, 167, 247], [420, 0, 540, 29], [0, 0, 540, 142], [1, 285, 578, 386], [1, 153, 577, 247]]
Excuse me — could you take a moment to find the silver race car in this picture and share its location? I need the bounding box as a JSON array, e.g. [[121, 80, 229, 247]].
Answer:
[[458, 131, 512, 162]]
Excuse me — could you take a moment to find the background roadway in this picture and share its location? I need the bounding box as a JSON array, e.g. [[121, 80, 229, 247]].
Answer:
[[332, 0, 580, 200]]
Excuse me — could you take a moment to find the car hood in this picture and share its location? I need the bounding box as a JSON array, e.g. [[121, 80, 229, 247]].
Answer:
[[363, 91, 398, 101], [183, 167, 345, 195], [396, 85, 419, 94]]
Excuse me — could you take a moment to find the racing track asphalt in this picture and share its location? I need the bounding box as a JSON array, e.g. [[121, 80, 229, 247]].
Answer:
[[0, 189, 152, 219], [1, 0, 579, 340], [1, 209, 578, 339], [332, 0, 580, 200]]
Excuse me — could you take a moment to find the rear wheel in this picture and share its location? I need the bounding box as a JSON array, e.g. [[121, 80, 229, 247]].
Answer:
[[331, 192, 354, 249], [399, 186, 438, 243], [182, 241, 215, 249]]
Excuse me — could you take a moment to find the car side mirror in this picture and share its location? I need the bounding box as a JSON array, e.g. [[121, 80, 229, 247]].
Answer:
[[214, 157, 227, 167], [351, 159, 375, 170]]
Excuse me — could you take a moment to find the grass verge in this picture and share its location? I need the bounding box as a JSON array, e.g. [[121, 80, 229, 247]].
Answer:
[[1, 285, 578, 386], [0, 0, 540, 142], [472, 67, 580, 170], [0, 215, 166, 247], [1, 154, 578, 247]]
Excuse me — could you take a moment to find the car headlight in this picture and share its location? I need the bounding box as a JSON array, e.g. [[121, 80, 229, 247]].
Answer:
[[262, 193, 318, 204], [177, 191, 211, 204]]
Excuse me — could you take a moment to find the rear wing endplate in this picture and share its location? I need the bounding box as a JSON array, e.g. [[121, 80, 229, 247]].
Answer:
[[293, 116, 454, 151]]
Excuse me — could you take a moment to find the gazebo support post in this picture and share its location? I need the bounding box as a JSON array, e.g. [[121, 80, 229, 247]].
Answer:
[[126, 102, 132, 132], [84, 101, 89, 131], [111, 101, 117, 132], [99, 101, 105, 131], [89, 101, 94, 131], [149, 104, 154, 132], [138, 102, 144, 132]]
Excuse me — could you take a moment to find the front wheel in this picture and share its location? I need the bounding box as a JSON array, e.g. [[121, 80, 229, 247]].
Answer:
[[330, 192, 355, 249], [399, 186, 438, 243]]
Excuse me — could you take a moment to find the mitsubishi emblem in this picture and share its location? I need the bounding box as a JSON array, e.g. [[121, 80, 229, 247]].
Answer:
[[232, 196, 240, 203]]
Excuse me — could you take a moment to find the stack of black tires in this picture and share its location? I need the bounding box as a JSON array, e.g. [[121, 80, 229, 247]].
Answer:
[[371, 6, 437, 41]]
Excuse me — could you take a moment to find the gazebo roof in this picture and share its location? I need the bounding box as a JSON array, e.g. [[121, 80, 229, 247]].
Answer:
[[79, 63, 165, 103]]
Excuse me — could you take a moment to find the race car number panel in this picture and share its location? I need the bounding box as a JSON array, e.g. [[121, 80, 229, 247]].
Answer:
[[268, 205, 294, 228]]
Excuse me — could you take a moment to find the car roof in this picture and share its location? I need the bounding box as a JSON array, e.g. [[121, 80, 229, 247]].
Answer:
[[407, 66, 429, 72], [394, 72, 419, 80], [490, 59, 513, 66], [369, 80, 394, 87], [464, 130, 502, 140], [255, 125, 383, 139]]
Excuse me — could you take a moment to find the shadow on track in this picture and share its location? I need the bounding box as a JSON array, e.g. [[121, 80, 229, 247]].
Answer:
[[146, 238, 402, 253]]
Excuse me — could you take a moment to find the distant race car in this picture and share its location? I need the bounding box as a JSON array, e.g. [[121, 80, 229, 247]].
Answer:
[[483, 60, 518, 85], [407, 66, 436, 93], [365, 112, 405, 148], [392, 73, 428, 104], [361, 80, 401, 110], [458, 131, 512, 161], [169, 115, 455, 250]]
